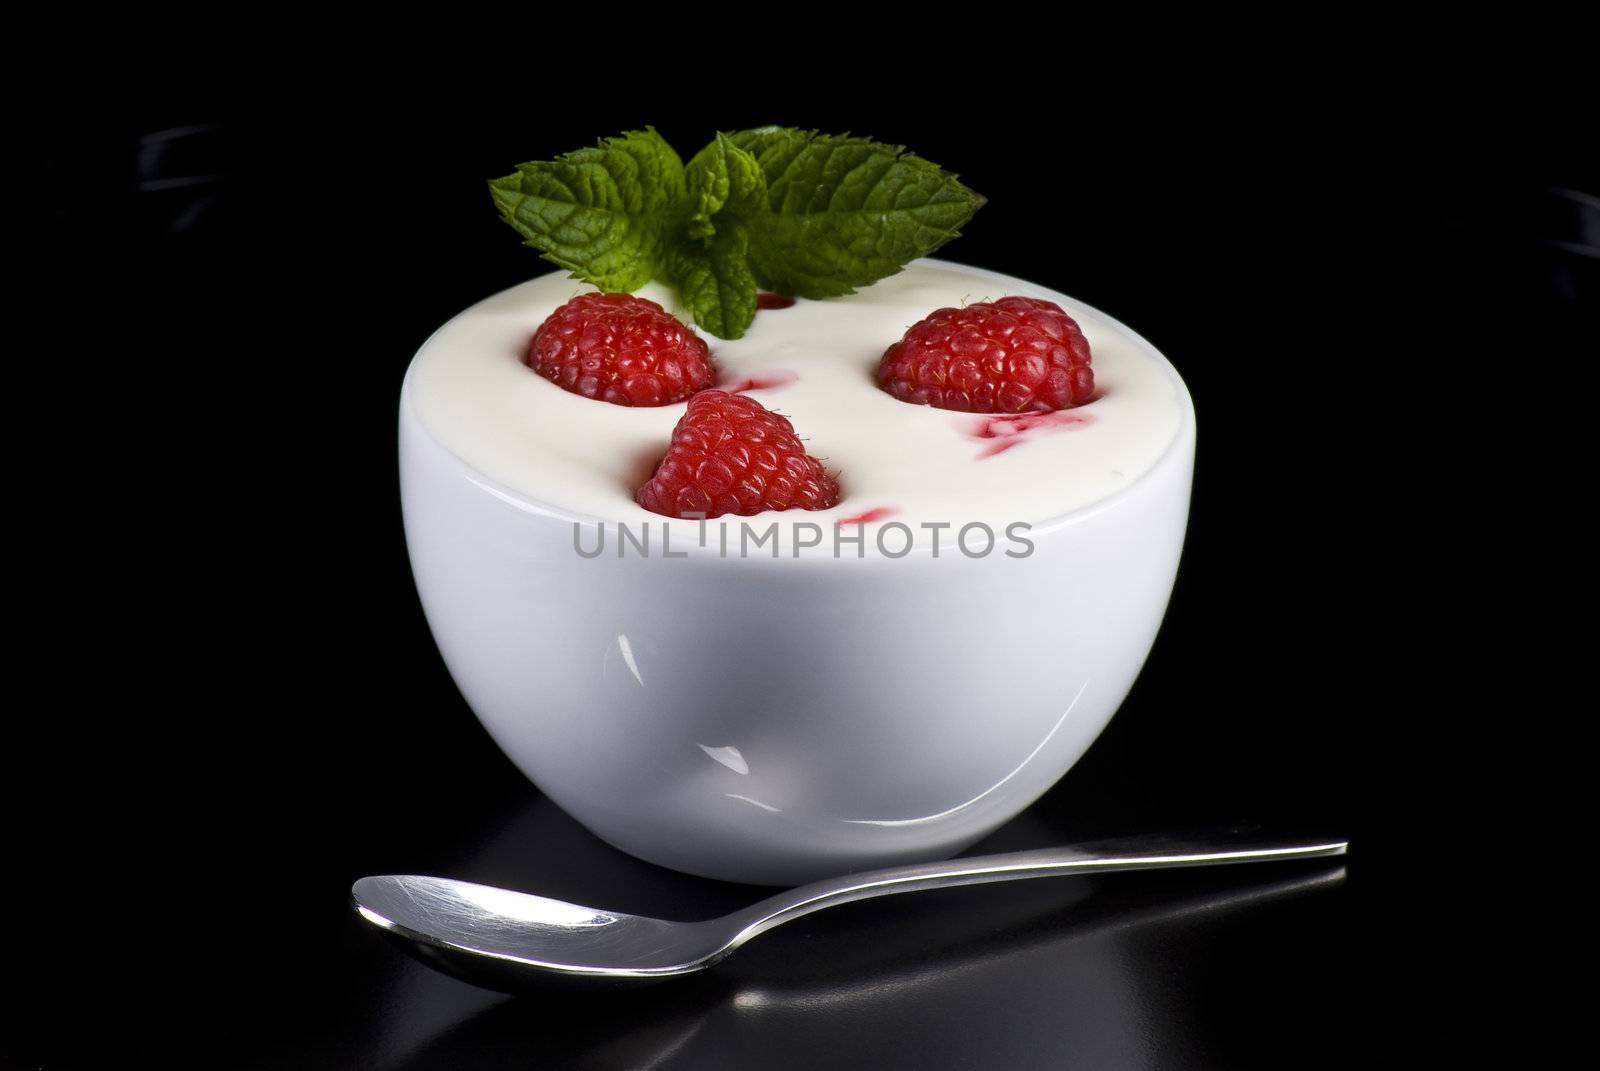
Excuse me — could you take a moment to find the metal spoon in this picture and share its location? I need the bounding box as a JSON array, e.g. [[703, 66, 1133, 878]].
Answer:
[[351, 833, 1346, 986]]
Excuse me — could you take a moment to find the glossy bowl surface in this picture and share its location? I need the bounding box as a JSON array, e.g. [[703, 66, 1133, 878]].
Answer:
[[400, 270, 1194, 884]]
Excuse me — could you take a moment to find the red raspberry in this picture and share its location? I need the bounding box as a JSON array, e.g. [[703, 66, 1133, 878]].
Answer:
[[875, 296, 1094, 413], [636, 391, 841, 519], [527, 292, 715, 406]]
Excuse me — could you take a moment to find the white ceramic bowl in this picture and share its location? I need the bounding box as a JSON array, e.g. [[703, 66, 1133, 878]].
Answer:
[[400, 275, 1195, 885]]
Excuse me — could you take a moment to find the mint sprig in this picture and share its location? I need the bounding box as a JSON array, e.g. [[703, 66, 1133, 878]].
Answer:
[[489, 127, 984, 339]]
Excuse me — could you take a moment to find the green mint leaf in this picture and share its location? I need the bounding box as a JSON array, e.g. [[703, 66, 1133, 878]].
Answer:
[[683, 132, 766, 241], [726, 128, 985, 299], [666, 223, 757, 340], [490, 127, 984, 339], [488, 128, 685, 292]]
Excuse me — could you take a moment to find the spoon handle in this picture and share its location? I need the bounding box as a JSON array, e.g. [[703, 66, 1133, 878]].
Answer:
[[728, 834, 1347, 943]]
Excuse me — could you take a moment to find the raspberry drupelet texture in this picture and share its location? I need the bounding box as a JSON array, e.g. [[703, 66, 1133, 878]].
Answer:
[[875, 296, 1094, 413], [527, 292, 715, 406], [636, 391, 840, 519]]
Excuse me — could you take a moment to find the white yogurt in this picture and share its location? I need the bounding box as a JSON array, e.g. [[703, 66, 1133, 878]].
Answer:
[[406, 259, 1184, 529]]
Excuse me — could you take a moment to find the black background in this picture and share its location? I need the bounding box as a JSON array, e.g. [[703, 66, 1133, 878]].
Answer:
[[16, 43, 1594, 1069]]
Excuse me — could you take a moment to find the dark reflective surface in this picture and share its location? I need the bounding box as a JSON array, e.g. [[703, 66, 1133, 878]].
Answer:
[[345, 795, 1349, 1070], [23, 63, 1591, 1069]]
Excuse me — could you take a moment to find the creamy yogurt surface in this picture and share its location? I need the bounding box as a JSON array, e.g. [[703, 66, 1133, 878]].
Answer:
[[406, 259, 1185, 529]]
